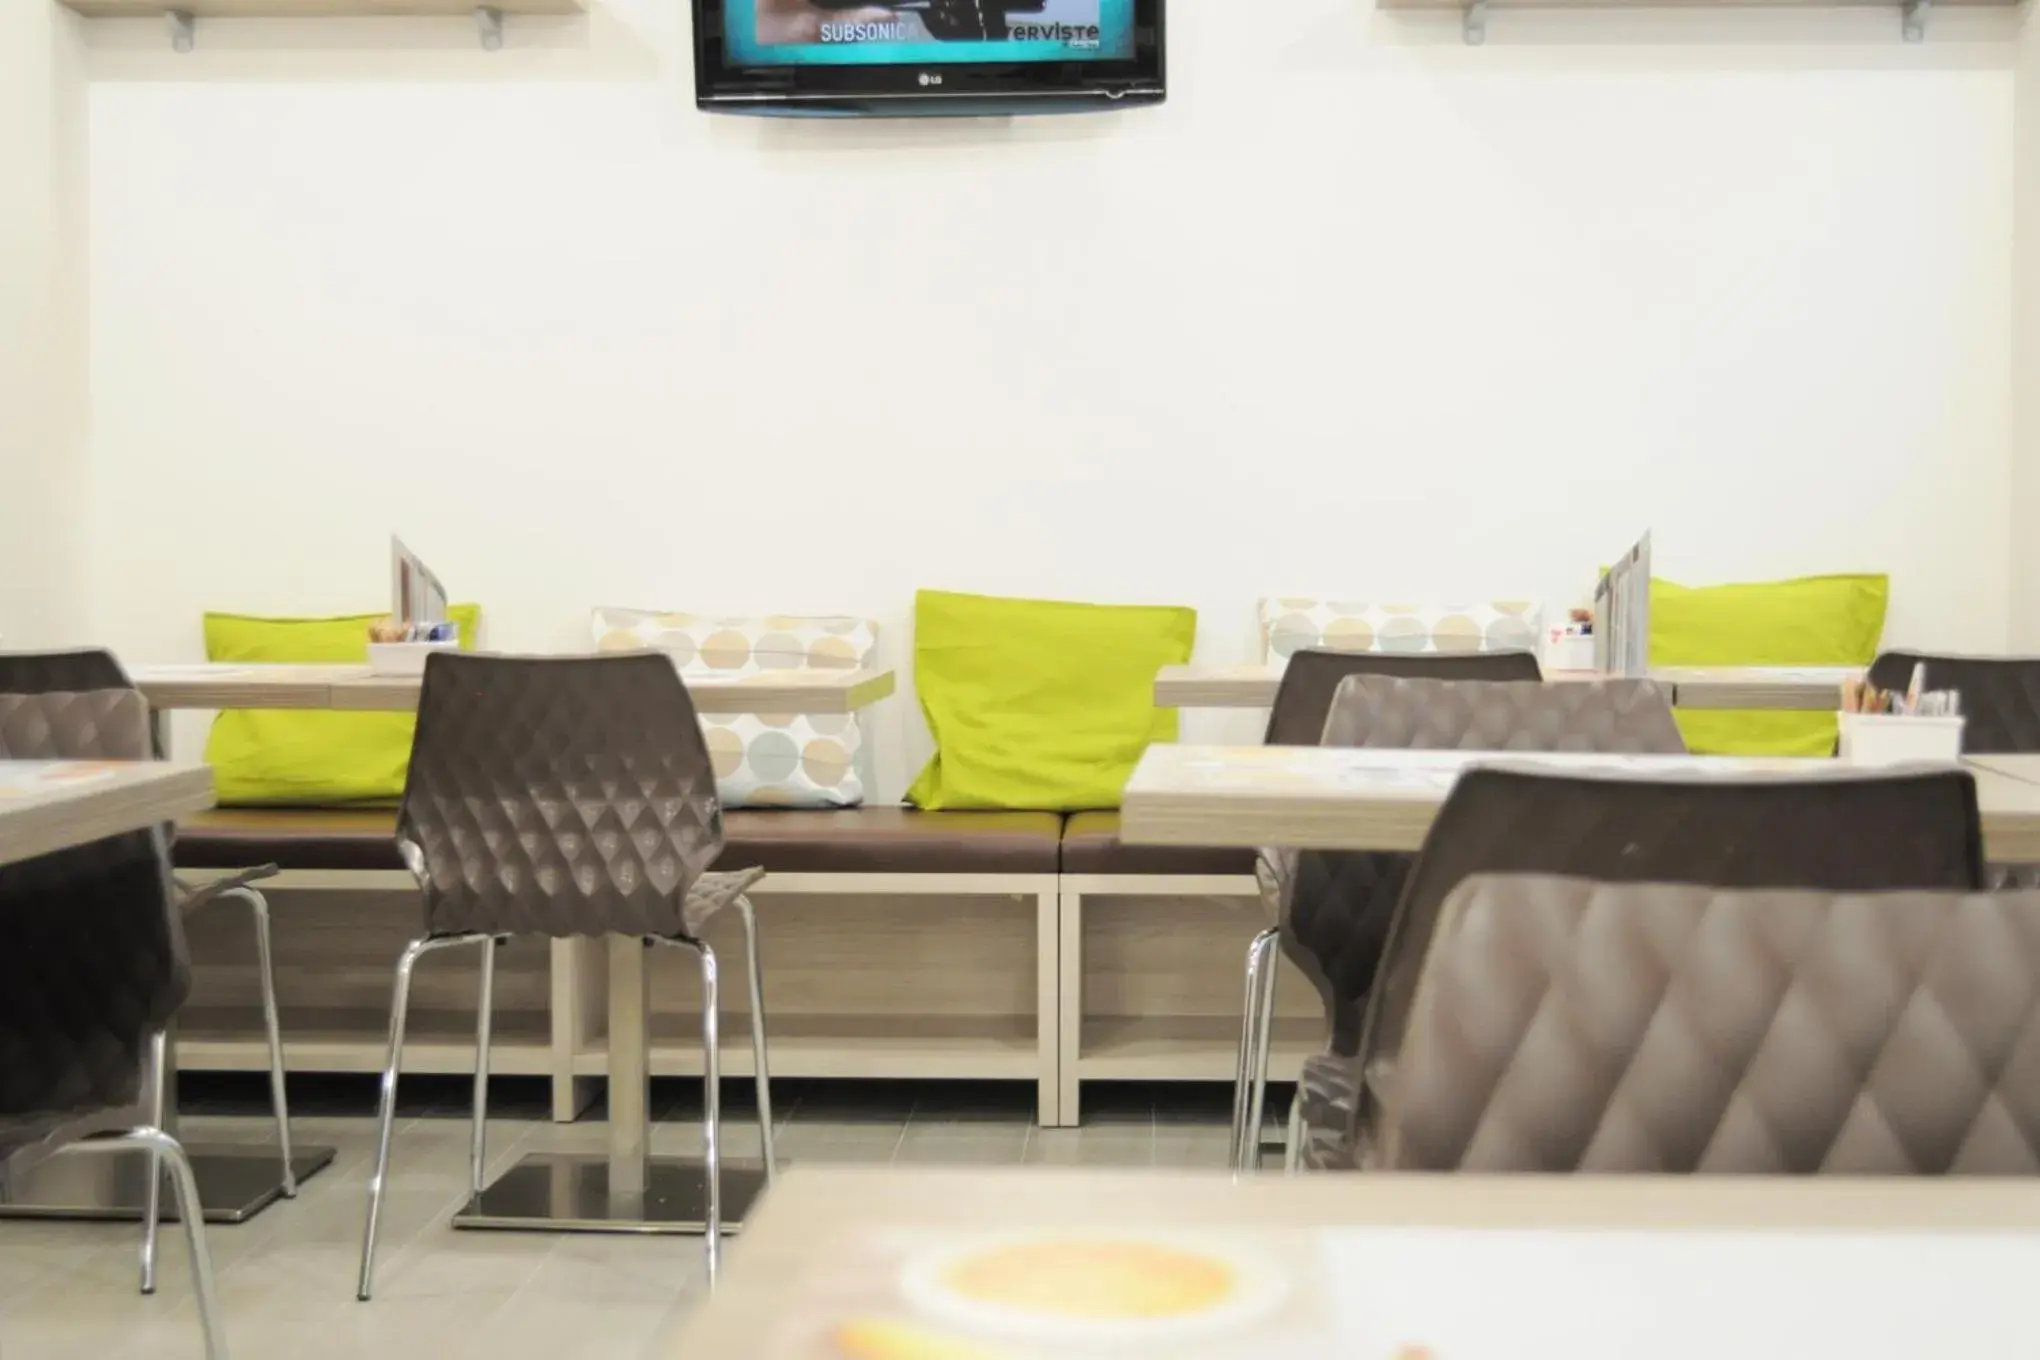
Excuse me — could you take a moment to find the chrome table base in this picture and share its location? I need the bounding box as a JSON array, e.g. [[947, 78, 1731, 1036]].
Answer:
[[0, 1145, 335, 1223], [451, 1153, 768, 1235]]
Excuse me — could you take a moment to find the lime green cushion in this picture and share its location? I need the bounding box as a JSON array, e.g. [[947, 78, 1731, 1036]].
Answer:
[[203, 604, 483, 806], [1650, 575, 1887, 756], [906, 589, 1196, 811]]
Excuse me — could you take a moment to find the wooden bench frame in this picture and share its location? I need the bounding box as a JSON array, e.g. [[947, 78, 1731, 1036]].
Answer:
[[181, 866, 1070, 1126]]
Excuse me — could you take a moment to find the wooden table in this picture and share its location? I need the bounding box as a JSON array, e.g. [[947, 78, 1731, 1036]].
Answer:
[[132, 662, 896, 715], [134, 657, 897, 1240], [1154, 664, 1858, 712], [1119, 745, 2040, 860], [0, 760, 214, 866], [665, 1167, 2040, 1356]]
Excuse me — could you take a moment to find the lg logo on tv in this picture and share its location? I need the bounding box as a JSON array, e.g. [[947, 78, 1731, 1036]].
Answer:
[[917, 72, 943, 86]]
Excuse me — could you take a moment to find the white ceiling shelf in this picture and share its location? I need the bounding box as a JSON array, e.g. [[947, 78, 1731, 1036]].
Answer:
[[57, 0, 588, 51], [1376, 0, 2012, 45]]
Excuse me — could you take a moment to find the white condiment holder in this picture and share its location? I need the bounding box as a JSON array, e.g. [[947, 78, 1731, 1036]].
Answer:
[[1542, 629, 1596, 674], [366, 640, 459, 676], [1837, 712, 1965, 766]]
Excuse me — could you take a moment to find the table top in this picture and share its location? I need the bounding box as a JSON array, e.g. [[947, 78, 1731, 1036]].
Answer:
[[130, 663, 896, 715], [1154, 663, 1857, 713], [1119, 745, 2040, 859], [0, 760, 216, 866], [665, 1167, 2040, 1357]]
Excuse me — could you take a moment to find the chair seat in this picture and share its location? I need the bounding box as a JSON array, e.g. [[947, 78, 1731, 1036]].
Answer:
[[718, 808, 1062, 875], [1059, 811, 1257, 877], [175, 808, 405, 873]]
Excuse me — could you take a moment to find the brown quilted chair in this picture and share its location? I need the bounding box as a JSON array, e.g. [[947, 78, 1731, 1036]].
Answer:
[[1866, 651, 2040, 753], [1325, 874, 2040, 1174], [1867, 651, 2040, 888], [1233, 674, 1681, 1172], [0, 676, 297, 1295], [1226, 651, 1547, 1170], [1298, 763, 1985, 1172], [0, 724, 228, 1355], [1260, 648, 1543, 746], [357, 653, 773, 1298]]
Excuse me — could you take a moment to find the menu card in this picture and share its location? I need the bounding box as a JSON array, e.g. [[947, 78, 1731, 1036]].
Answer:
[[1593, 530, 1652, 678], [390, 535, 448, 628]]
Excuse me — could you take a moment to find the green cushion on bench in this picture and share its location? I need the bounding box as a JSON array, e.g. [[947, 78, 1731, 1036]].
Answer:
[[203, 604, 481, 806], [906, 589, 1196, 812], [1652, 575, 1886, 757]]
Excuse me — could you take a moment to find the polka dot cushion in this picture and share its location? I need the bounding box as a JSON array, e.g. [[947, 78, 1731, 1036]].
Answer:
[[591, 608, 878, 808], [1258, 599, 1544, 661]]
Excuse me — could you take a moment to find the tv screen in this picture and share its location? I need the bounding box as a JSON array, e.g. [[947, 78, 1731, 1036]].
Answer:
[[694, 0, 1165, 116]]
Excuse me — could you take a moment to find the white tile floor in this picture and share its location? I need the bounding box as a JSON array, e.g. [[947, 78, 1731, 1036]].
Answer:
[[0, 1079, 1255, 1359]]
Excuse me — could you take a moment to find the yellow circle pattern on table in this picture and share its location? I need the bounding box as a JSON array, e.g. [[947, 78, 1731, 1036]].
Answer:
[[589, 606, 880, 810]]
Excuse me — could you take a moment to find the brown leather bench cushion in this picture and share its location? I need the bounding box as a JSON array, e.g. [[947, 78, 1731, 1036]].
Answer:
[[176, 806, 1063, 877], [176, 807, 405, 872], [717, 809, 1061, 875], [1060, 811, 1257, 877]]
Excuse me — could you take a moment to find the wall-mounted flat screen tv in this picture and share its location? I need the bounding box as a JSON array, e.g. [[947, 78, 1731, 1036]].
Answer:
[[693, 1, 1165, 116]]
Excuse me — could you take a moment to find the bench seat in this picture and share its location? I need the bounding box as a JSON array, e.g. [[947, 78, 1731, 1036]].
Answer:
[[175, 806, 1064, 876], [1059, 811, 1256, 878], [177, 807, 408, 872]]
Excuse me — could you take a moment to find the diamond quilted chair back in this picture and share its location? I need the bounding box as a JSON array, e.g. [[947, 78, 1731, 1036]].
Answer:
[[0, 649, 132, 697], [1262, 649, 1543, 747], [1353, 764, 1985, 1123], [1275, 677, 1688, 1057], [398, 652, 727, 940], [0, 653, 155, 759], [1867, 652, 2040, 754], [0, 829, 188, 1139], [1378, 874, 2040, 1175], [0, 689, 152, 763]]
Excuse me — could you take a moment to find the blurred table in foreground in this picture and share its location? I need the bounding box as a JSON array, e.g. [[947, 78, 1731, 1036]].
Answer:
[[665, 1167, 2040, 1358]]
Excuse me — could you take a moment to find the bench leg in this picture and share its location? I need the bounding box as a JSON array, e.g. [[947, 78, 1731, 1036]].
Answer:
[[1036, 887, 1062, 1128], [1056, 886, 1082, 1128], [549, 937, 602, 1122]]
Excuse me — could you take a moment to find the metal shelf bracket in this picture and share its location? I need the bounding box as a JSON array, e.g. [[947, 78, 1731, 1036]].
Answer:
[[166, 8, 195, 51], [475, 5, 504, 50], [1903, 0, 1929, 41]]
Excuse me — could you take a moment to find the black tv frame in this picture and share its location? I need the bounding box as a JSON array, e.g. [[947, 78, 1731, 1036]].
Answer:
[[692, 0, 1166, 116]]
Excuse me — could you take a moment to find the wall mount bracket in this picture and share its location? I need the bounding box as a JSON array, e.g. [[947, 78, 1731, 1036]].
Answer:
[[165, 8, 195, 51], [1463, 0, 1488, 43], [475, 5, 504, 50], [1902, 0, 1929, 40]]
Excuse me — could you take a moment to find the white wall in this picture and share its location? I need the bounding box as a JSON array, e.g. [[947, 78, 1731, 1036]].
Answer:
[[0, 1, 89, 647], [2014, 0, 2040, 650], [80, 0, 2016, 790]]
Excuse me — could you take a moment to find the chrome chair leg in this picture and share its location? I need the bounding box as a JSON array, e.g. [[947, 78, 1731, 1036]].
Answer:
[[735, 896, 776, 1186], [1283, 1086, 1305, 1174], [658, 936, 723, 1283], [228, 886, 297, 1198], [1228, 928, 1277, 1173], [139, 1028, 168, 1294], [80, 1127, 229, 1359], [1245, 932, 1280, 1172], [471, 937, 497, 1199], [358, 934, 485, 1302]]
